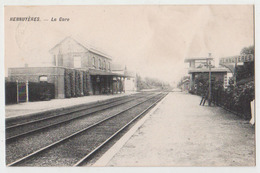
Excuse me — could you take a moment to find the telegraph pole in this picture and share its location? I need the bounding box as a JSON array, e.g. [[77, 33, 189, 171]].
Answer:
[[26, 80, 29, 102], [208, 53, 212, 106], [16, 80, 19, 103], [234, 58, 237, 86]]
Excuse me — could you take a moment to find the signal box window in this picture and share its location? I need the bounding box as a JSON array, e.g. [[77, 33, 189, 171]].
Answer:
[[108, 62, 111, 71], [92, 57, 96, 68], [98, 59, 101, 69], [103, 60, 106, 70]]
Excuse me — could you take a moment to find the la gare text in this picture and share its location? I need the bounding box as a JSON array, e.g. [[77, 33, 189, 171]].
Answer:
[[51, 17, 70, 22]]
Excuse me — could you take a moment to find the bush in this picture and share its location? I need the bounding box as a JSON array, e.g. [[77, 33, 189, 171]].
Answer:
[[211, 80, 254, 120], [232, 81, 254, 119]]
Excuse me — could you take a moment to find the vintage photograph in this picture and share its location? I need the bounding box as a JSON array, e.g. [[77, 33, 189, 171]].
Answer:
[[4, 5, 255, 167]]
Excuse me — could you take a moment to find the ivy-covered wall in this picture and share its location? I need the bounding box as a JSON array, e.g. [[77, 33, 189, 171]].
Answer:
[[64, 69, 89, 98], [83, 71, 89, 95], [64, 69, 72, 98]]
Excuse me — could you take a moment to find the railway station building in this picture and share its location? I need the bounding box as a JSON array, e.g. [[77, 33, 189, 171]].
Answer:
[[8, 37, 129, 99]]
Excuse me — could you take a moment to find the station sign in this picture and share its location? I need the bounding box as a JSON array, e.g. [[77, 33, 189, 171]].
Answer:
[[219, 54, 254, 64], [39, 76, 48, 82]]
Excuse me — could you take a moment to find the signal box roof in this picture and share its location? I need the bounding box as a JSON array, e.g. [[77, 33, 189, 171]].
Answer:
[[184, 58, 213, 62]]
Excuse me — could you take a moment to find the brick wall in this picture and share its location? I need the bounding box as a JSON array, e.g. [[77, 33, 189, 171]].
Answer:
[[8, 67, 65, 99]]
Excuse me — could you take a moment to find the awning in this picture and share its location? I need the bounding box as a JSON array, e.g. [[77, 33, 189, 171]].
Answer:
[[89, 69, 127, 77]]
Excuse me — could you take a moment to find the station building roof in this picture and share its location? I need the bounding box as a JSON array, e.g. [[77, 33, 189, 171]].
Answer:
[[184, 58, 213, 62], [111, 64, 136, 78], [50, 37, 113, 60], [49, 37, 133, 78]]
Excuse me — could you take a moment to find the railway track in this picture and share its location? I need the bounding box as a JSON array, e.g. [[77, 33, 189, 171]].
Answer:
[[6, 92, 152, 141], [6, 94, 132, 127], [7, 92, 168, 166], [6, 92, 156, 164]]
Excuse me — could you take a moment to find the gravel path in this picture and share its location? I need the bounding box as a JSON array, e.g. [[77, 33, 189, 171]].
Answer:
[[105, 92, 255, 166]]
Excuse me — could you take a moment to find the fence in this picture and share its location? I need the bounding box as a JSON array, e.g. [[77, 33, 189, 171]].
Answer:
[[5, 81, 55, 104], [5, 82, 17, 104], [29, 82, 55, 101]]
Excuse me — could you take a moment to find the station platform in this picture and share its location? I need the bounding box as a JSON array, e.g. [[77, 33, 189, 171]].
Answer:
[[5, 91, 137, 119], [93, 92, 255, 167]]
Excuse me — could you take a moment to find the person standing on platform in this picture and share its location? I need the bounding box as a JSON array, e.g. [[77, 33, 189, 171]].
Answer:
[[200, 89, 209, 106]]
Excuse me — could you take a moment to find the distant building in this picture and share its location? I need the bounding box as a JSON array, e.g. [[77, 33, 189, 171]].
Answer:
[[8, 37, 127, 99], [111, 64, 137, 92], [178, 76, 190, 92]]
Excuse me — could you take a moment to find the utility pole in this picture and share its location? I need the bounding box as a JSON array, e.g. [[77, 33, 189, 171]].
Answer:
[[234, 58, 237, 86], [208, 53, 212, 106], [16, 80, 19, 103], [26, 80, 29, 102]]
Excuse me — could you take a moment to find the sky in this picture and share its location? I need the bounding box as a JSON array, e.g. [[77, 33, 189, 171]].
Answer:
[[4, 5, 254, 84]]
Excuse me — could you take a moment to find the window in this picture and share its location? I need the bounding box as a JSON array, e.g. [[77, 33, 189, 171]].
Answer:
[[108, 62, 111, 70], [92, 57, 96, 68], [58, 54, 63, 66], [103, 60, 106, 70], [98, 59, 101, 69], [74, 56, 81, 68]]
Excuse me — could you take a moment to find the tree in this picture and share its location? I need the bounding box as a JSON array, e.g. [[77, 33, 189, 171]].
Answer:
[[236, 45, 254, 81], [136, 74, 145, 91], [240, 45, 254, 55], [136, 74, 170, 91]]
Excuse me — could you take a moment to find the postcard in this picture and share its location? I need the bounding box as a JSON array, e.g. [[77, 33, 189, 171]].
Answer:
[[1, 2, 257, 173]]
